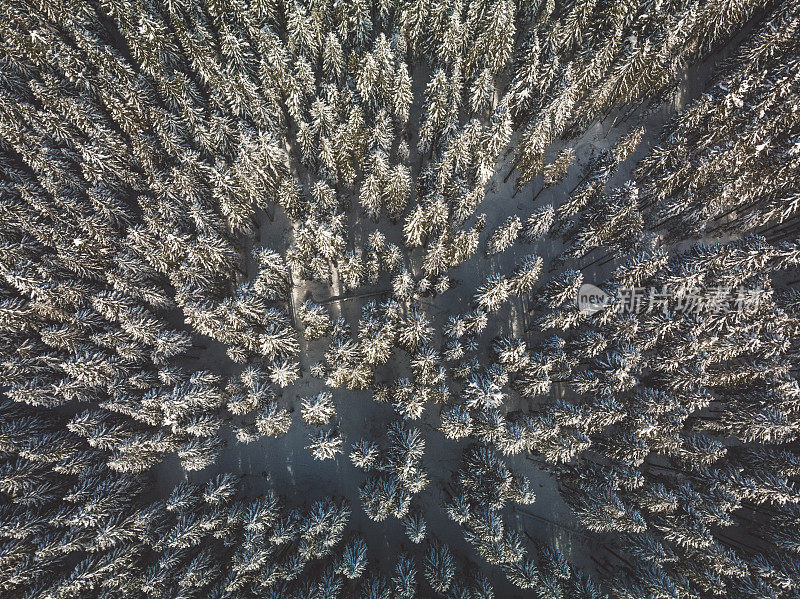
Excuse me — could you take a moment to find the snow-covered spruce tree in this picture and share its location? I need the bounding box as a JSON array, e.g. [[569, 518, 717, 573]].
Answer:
[[254, 401, 293, 439], [300, 391, 337, 426], [392, 553, 418, 598], [402, 509, 428, 544], [532, 147, 574, 200], [306, 428, 344, 461], [354, 421, 428, 524], [424, 540, 456, 594], [297, 300, 333, 340], [474, 273, 512, 313], [522, 204, 555, 243], [486, 216, 522, 256]]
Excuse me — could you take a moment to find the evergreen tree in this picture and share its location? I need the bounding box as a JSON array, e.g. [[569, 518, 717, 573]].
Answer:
[[306, 428, 344, 461], [301, 391, 337, 426], [486, 216, 522, 256]]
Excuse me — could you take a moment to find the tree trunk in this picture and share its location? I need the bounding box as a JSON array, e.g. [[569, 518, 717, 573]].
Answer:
[[568, 169, 593, 196], [318, 289, 389, 305], [600, 543, 634, 569], [611, 102, 637, 128], [264, 202, 276, 222], [503, 161, 517, 183]]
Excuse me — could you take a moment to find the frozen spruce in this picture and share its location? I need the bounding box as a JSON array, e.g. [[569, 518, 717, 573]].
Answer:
[[300, 391, 337, 426]]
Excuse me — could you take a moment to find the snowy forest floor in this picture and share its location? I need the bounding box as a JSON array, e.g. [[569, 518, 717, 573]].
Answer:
[[145, 27, 756, 596]]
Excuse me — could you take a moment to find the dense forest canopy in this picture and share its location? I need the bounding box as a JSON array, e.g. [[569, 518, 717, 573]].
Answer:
[[1, 0, 800, 597]]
